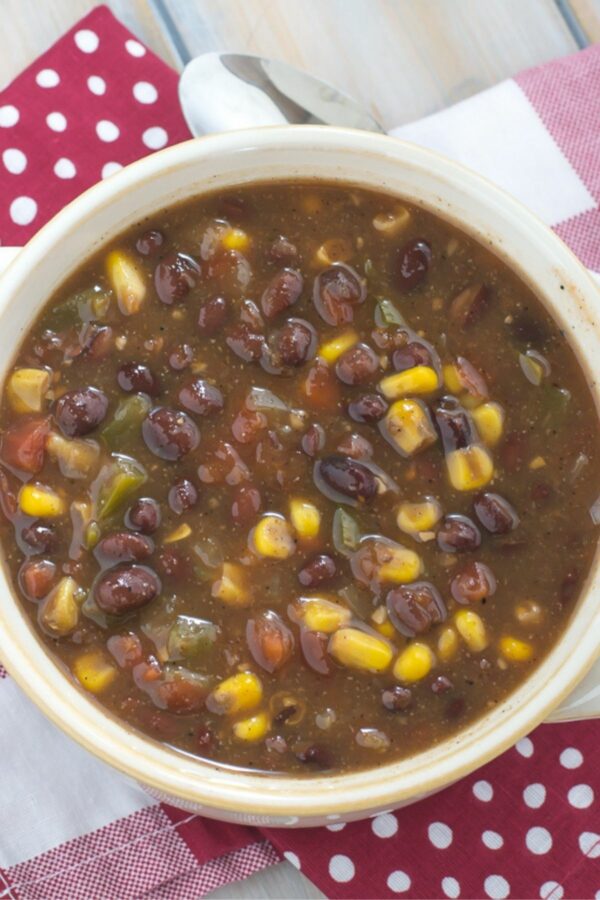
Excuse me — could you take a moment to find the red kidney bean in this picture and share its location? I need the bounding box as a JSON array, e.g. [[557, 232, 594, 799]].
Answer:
[[96, 531, 154, 563], [126, 497, 161, 534], [178, 379, 224, 416], [55, 388, 108, 437], [314, 454, 378, 505], [94, 564, 161, 614], [260, 268, 303, 319], [231, 408, 267, 444], [117, 362, 160, 396], [136, 229, 164, 256], [154, 252, 201, 305], [168, 479, 198, 515], [392, 339, 434, 372], [474, 492, 520, 533], [381, 685, 412, 711], [435, 403, 476, 452], [301, 423, 326, 457], [313, 263, 365, 325], [198, 296, 228, 335], [437, 515, 481, 552], [226, 324, 265, 362], [336, 432, 374, 460], [449, 283, 489, 328], [18, 558, 57, 600], [246, 610, 294, 673], [395, 238, 432, 291], [431, 675, 454, 695], [295, 743, 333, 767], [168, 343, 194, 371], [231, 484, 261, 526], [142, 407, 200, 461], [107, 632, 144, 668], [272, 318, 317, 367], [386, 582, 446, 637], [300, 629, 331, 675], [347, 393, 388, 423], [157, 548, 187, 580], [451, 561, 497, 604], [21, 522, 57, 554], [335, 343, 379, 385], [297, 554, 337, 588], [267, 235, 298, 263]]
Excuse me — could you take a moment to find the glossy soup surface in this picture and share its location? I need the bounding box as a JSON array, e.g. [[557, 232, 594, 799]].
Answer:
[[1, 183, 598, 774]]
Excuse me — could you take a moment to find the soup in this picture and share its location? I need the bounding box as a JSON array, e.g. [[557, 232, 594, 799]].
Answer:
[[0, 183, 598, 774]]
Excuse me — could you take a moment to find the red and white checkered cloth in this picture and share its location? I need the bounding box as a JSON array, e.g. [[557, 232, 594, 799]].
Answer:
[[1, 7, 599, 898]]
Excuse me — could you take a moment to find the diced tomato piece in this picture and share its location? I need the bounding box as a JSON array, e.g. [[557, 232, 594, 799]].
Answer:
[[302, 362, 341, 412], [1, 417, 50, 475]]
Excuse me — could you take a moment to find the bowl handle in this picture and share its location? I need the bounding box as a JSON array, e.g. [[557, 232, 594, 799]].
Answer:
[[544, 657, 600, 723]]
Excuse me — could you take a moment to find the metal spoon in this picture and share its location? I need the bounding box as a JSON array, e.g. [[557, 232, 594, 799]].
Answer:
[[178, 52, 384, 135]]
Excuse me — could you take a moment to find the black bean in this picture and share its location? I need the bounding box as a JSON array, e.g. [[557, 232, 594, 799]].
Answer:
[[451, 561, 497, 604], [300, 630, 331, 675], [126, 497, 160, 534], [474, 492, 520, 534], [301, 423, 325, 457], [314, 454, 378, 505], [136, 229, 164, 256], [386, 582, 446, 637], [381, 685, 412, 711], [95, 531, 154, 563], [261, 268, 303, 318], [55, 387, 108, 437], [392, 340, 433, 371], [168, 478, 198, 515], [21, 522, 56, 554], [267, 236, 298, 263], [226, 324, 265, 362], [395, 238, 432, 291], [94, 564, 161, 615], [168, 344, 193, 371], [197, 296, 228, 335], [295, 743, 332, 767], [19, 558, 57, 600], [179, 379, 224, 416], [117, 362, 160, 396], [298, 554, 337, 587], [142, 407, 200, 461], [313, 263, 365, 325], [335, 343, 379, 385], [431, 675, 454, 695], [154, 252, 201, 305], [435, 403, 476, 452], [272, 318, 316, 367], [347, 393, 388, 423], [437, 515, 481, 552]]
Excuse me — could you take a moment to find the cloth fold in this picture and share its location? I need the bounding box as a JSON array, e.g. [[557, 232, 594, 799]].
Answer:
[[0, 6, 599, 899]]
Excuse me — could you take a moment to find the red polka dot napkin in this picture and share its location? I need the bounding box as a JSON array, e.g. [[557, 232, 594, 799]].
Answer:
[[1, 6, 599, 899]]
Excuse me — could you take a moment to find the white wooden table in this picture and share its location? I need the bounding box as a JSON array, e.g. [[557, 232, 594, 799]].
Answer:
[[2, 1, 599, 896]]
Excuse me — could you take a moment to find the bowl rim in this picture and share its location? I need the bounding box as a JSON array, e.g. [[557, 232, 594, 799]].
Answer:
[[0, 124, 599, 821]]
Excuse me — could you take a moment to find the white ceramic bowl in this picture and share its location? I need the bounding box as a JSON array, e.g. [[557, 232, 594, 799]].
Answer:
[[0, 127, 599, 827]]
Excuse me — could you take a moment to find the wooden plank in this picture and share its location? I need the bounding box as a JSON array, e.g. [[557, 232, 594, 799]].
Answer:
[[570, 0, 600, 40], [0, 0, 177, 89], [159, 0, 577, 127]]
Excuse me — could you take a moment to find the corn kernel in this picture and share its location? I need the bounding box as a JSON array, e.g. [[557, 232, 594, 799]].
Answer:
[[529, 456, 546, 470], [295, 597, 351, 633], [446, 445, 494, 491], [289, 498, 321, 540], [454, 609, 488, 652], [393, 642, 435, 682], [38, 576, 79, 637], [212, 562, 250, 606], [164, 523, 191, 543], [314, 237, 353, 266], [499, 636, 533, 662], [7, 368, 50, 413], [19, 483, 65, 518], [252, 514, 295, 559], [378, 544, 423, 584], [396, 498, 442, 537], [371, 607, 396, 639], [106, 250, 147, 315], [472, 402, 505, 448], [46, 433, 100, 479], [329, 628, 393, 673], [383, 399, 437, 457], [437, 627, 459, 662], [379, 366, 439, 399], [372, 205, 411, 236], [442, 363, 463, 394], [318, 330, 359, 364], [233, 710, 270, 742], [222, 227, 250, 252], [207, 672, 263, 716], [73, 650, 118, 694]]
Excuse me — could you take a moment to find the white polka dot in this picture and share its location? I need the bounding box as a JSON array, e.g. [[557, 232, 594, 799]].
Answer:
[[540, 881, 564, 900], [441, 876, 461, 899], [9, 196, 37, 226], [74, 29, 99, 53], [125, 38, 146, 57], [523, 783, 546, 809], [2, 148, 27, 174], [326, 822, 346, 832], [387, 871, 411, 893], [473, 780, 494, 802], [53, 158, 76, 179], [560, 747, 583, 769], [142, 126, 168, 150], [133, 81, 158, 104], [371, 813, 398, 838], [526, 826, 552, 855], [87, 75, 106, 96], [46, 112, 67, 132], [579, 832, 600, 858], [428, 821, 453, 849], [484, 875, 510, 899], [482, 830, 504, 850], [101, 162, 123, 179], [0, 105, 20, 127], [328, 854, 355, 883], [283, 850, 300, 869], [96, 120, 120, 143], [516, 736, 534, 757], [568, 784, 594, 809], [35, 68, 60, 88]]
